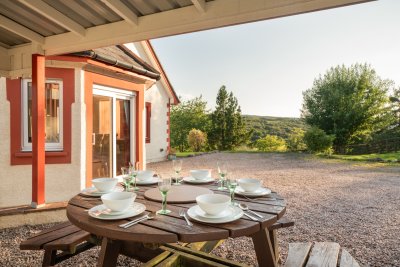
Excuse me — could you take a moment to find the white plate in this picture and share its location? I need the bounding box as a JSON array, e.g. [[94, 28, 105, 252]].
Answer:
[[193, 205, 231, 219], [136, 177, 160, 185], [235, 186, 271, 197], [80, 185, 124, 197], [187, 205, 243, 223], [182, 176, 215, 184], [88, 202, 146, 220]]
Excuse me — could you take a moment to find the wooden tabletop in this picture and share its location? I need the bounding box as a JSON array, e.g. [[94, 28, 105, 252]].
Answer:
[[66, 183, 286, 244]]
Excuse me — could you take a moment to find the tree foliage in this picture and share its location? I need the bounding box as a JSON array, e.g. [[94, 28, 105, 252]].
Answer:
[[255, 135, 287, 152], [286, 128, 306, 151], [170, 96, 209, 151], [187, 129, 207, 152], [303, 127, 334, 153], [208, 86, 250, 150], [301, 64, 393, 152]]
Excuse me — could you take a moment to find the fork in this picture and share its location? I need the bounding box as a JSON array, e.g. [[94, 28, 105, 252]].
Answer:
[[179, 209, 193, 226]]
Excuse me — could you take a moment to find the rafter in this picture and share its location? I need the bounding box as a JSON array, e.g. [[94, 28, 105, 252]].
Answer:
[[0, 15, 44, 44], [100, 0, 138, 26], [191, 0, 206, 13], [18, 0, 86, 37]]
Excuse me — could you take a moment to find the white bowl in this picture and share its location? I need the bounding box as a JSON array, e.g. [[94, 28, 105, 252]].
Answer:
[[92, 178, 118, 193], [238, 178, 261, 192], [136, 170, 154, 181], [101, 192, 136, 212], [196, 194, 230, 215], [190, 170, 210, 180]]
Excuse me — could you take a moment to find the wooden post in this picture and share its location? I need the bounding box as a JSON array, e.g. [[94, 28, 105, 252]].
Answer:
[[136, 87, 144, 170], [31, 54, 46, 208]]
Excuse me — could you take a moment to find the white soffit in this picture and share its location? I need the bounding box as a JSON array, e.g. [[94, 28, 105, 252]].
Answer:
[[0, 0, 374, 57]]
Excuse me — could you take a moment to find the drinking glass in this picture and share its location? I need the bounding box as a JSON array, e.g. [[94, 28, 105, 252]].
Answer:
[[121, 167, 131, 192], [172, 159, 183, 185], [129, 163, 139, 191], [227, 178, 238, 206], [157, 176, 172, 215], [217, 162, 228, 190]]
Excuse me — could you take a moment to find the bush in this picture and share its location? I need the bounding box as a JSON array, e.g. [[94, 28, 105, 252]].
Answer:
[[256, 135, 287, 152], [187, 129, 207, 152], [287, 128, 306, 151], [303, 127, 334, 153]]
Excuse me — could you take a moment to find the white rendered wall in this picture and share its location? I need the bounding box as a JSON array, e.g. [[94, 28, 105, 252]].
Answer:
[[125, 43, 169, 163], [0, 69, 85, 208]]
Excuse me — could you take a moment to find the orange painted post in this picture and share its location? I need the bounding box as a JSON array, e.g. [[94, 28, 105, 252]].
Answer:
[[31, 54, 46, 207], [136, 87, 144, 170]]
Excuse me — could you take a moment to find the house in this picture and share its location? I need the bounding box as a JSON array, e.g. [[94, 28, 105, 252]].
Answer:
[[0, 41, 179, 208]]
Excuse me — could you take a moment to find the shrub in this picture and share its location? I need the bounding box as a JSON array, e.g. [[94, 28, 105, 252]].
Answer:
[[303, 127, 335, 153], [256, 135, 287, 152], [287, 128, 306, 151], [187, 129, 207, 152]]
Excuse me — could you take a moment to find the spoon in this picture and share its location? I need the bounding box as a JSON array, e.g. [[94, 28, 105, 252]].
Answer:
[[238, 203, 263, 218], [120, 212, 156, 229]]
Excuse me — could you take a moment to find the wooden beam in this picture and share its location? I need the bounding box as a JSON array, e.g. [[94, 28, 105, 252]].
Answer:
[[191, 0, 206, 13], [18, 0, 86, 37], [100, 0, 138, 26], [31, 54, 46, 207], [0, 15, 44, 44]]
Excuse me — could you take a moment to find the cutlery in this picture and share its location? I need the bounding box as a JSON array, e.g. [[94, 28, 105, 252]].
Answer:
[[238, 203, 263, 218], [179, 209, 193, 226], [119, 212, 155, 228], [241, 194, 276, 201], [242, 212, 258, 221]]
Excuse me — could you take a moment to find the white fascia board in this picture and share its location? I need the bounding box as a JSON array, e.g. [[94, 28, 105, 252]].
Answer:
[[18, 0, 86, 37], [8, 0, 372, 56]]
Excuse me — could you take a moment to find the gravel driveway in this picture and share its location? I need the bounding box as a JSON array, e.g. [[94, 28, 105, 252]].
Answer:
[[1, 152, 399, 266]]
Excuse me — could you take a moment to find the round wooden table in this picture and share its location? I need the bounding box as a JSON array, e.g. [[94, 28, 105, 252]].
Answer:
[[67, 183, 286, 266]]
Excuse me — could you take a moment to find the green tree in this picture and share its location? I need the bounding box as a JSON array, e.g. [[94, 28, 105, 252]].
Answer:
[[208, 86, 249, 150], [256, 135, 287, 152], [286, 128, 306, 151], [170, 96, 210, 151], [187, 129, 207, 152], [303, 127, 335, 153], [301, 63, 393, 152]]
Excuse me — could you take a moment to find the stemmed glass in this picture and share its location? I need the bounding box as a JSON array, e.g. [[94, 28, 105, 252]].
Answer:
[[172, 159, 182, 185], [157, 176, 172, 215], [217, 162, 228, 190], [227, 178, 238, 206], [129, 162, 139, 191], [121, 167, 131, 192]]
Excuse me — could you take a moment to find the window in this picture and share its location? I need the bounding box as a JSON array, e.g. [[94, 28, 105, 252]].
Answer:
[[21, 79, 63, 151], [145, 102, 151, 143]]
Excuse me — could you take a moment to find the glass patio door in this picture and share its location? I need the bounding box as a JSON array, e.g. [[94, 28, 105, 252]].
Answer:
[[92, 86, 135, 178]]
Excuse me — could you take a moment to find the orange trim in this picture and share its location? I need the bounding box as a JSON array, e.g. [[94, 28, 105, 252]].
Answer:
[[7, 68, 75, 165], [144, 41, 180, 104], [32, 54, 46, 206], [84, 71, 145, 187]]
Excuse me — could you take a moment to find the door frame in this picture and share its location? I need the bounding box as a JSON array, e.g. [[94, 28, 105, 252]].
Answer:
[[93, 84, 136, 178]]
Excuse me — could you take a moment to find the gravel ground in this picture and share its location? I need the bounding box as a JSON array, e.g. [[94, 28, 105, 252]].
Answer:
[[1, 152, 399, 267]]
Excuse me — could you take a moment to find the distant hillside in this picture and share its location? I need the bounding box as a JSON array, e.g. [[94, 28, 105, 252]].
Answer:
[[243, 115, 307, 141]]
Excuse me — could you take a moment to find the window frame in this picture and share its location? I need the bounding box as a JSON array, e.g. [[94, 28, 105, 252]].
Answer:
[[145, 102, 151, 143], [21, 78, 64, 152]]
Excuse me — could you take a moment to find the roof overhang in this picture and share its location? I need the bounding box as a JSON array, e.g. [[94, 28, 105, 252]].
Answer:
[[0, 0, 374, 74]]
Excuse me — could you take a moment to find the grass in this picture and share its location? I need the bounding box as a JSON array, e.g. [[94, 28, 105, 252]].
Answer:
[[326, 152, 400, 162], [176, 151, 204, 157]]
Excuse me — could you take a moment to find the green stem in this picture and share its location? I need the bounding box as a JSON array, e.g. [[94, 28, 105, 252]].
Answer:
[[162, 193, 167, 211]]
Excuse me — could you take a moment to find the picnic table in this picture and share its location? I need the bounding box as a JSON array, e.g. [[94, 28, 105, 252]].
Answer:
[[66, 182, 287, 266]]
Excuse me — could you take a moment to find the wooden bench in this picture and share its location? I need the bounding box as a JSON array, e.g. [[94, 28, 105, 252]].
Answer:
[[20, 221, 95, 267], [144, 218, 295, 267], [285, 242, 360, 267]]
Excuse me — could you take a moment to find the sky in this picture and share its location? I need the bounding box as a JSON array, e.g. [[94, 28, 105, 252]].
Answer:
[[151, 0, 400, 118]]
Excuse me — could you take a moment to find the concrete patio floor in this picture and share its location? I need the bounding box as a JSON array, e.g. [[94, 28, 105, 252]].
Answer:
[[1, 152, 399, 266]]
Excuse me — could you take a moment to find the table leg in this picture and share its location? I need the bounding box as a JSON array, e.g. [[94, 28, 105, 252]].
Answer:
[[97, 237, 121, 267], [251, 228, 277, 267]]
